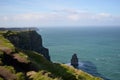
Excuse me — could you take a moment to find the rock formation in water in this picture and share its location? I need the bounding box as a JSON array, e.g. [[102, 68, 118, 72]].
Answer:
[[71, 54, 79, 68]]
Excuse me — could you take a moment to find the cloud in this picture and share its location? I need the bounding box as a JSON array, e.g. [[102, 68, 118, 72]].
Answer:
[[13, 14, 44, 21], [0, 9, 120, 27], [92, 13, 113, 21], [98, 13, 111, 17], [68, 14, 80, 21], [3, 16, 9, 21]]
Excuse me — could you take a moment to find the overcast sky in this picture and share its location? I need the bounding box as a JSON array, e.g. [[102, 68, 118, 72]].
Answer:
[[0, 0, 120, 27]]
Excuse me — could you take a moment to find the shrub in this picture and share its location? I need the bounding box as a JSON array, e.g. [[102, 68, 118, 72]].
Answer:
[[4, 66, 16, 73], [0, 77, 3, 80], [16, 72, 25, 80]]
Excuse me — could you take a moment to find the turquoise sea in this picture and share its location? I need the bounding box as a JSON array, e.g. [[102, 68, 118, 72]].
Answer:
[[38, 27, 120, 80]]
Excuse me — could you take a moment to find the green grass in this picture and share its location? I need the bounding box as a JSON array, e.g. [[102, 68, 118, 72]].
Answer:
[[18, 52, 28, 58], [0, 35, 15, 52], [0, 77, 3, 80], [0, 66, 25, 80], [23, 50, 53, 70], [0, 51, 3, 57], [59, 64, 102, 80], [29, 70, 62, 80], [3, 66, 16, 73], [0, 30, 18, 36], [0, 31, 9, 35], [23, 50, 103, 80], [16, 72, 25, 80], [16, 52, 30, 63]]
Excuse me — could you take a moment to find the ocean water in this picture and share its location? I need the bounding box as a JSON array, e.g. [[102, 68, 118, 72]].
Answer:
[[38, 27, 120, 80]]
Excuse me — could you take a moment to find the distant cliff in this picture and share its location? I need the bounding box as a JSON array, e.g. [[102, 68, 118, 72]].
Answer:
[[3, 30, 50, 61]]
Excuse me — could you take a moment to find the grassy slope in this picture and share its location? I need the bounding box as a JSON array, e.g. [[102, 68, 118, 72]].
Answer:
[[0, 31, 103, 80], [0, 35, 14, 51], [24, 50, 102, 80]]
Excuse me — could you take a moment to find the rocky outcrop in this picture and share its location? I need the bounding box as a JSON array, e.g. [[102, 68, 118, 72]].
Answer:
[[4, 30, 50, 61], [71, 54, 78, 68]]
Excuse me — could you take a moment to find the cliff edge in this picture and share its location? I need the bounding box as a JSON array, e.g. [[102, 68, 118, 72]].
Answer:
[[3, 30, 50, 61]]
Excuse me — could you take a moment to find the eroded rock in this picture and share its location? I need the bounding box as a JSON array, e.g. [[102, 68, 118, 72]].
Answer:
[[71, 54, 78, 68]]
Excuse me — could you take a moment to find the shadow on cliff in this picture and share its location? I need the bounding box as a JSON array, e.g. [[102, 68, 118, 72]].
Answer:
[[2, 52, 38, 73], [78, 61, 110, 80]]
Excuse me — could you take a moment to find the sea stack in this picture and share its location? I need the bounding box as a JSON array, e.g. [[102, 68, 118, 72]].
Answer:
[[71, 54, 79, 68]]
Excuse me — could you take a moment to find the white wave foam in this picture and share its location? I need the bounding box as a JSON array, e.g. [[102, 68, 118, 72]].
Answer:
[[66, 62, 84, 67]]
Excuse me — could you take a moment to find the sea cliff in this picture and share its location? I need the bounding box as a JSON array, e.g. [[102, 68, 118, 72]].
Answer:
[[0, 28, 103, 80], [4, 30, 50, 61]]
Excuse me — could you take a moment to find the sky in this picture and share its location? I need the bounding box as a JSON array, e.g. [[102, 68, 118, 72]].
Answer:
[[0, 0, 120, 27]]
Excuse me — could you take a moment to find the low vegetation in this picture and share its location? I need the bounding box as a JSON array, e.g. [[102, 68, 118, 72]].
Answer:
[[0, 66, 25, 80], [0, 34, 15, 53]]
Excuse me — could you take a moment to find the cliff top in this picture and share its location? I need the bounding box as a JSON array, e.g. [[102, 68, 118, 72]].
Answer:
[[0, 27, 38, 31]]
